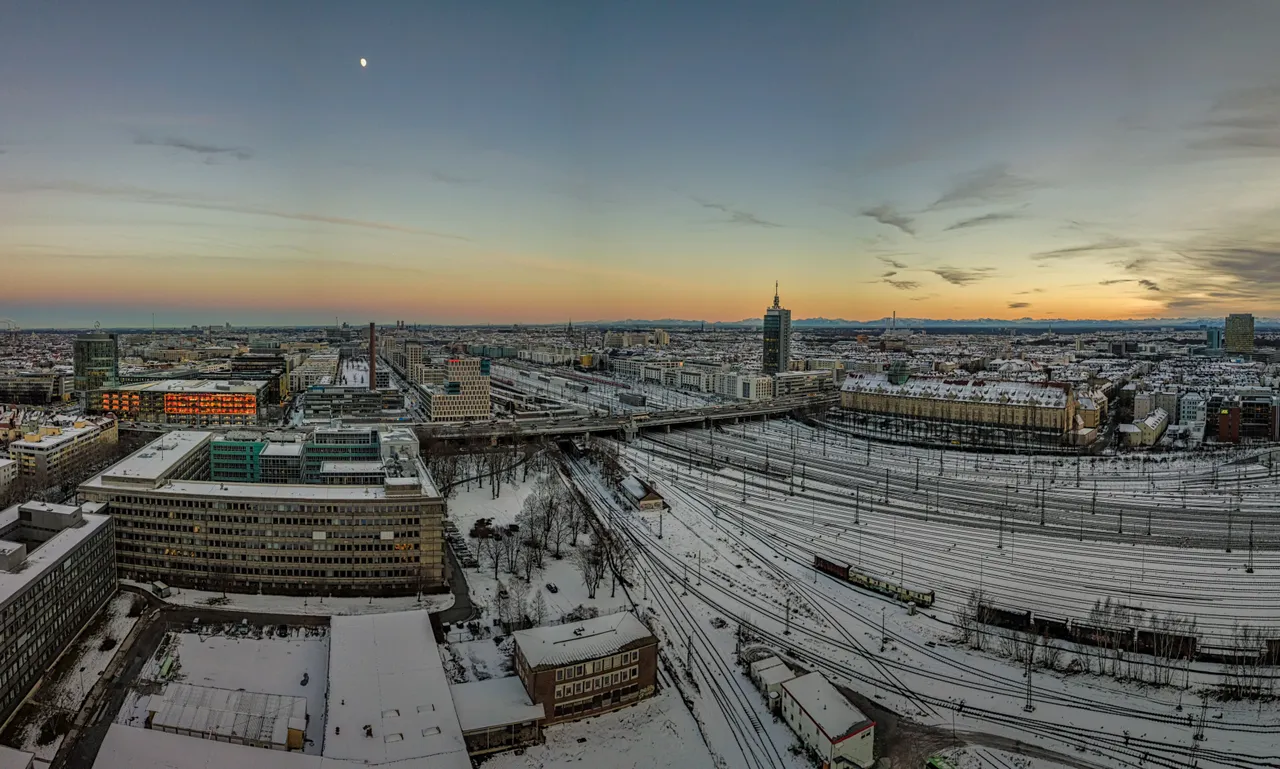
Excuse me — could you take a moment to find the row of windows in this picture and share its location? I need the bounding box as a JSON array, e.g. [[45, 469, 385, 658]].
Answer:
[[105, 495, 432, 515], [554, 667, 639, 701], [121, 562, 430, 580], [551, 685, 641, 718], [555, 650, 640, 682]]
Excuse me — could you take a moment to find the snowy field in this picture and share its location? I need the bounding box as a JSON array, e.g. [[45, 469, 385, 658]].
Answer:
[[481, 690, 717, 769], [447, 483, 635, 625], [553, 420, 1280, 769], [11, 592, 141, 761], [121, 628, 330, 754], [127, 580, 453, 617]]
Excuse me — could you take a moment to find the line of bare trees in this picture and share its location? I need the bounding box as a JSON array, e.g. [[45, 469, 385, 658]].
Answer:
[[418, 430, 543, 500]]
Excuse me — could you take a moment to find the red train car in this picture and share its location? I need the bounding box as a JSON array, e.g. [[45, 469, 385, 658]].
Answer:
[[813, 555, 850, 581]]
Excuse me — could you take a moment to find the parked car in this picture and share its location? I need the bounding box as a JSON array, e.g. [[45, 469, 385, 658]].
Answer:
[[545, 583, 559, 594]]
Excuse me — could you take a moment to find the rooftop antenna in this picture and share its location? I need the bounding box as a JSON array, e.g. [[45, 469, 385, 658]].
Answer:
[[773, 281, 780, 308]]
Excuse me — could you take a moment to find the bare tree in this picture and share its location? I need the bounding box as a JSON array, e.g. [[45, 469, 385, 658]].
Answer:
[[511, 580, 531, 630], [530, 590, 549, 628], [546, 502, 573, 559], [573, 541, 608, 599], [601, 532, 637, 598]]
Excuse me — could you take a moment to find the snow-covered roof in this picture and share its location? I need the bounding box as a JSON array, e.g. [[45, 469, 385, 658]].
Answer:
[[324, 611, 469, 768], [781, 672, 872, 744], [261, 442, 304, 457], [0, 744, 32, 769], [149, 682, 306, 747], [321, 461, 385, 474], [0, 507, 109, 608], [621, 476, 647, 501], [86, 431, 213, 487], [841, 373, 1069, 408], [449, 676, 545, 732], [94, 723, 408, 769], [111, 379, 266, 394], [513, 612, 655, 669]]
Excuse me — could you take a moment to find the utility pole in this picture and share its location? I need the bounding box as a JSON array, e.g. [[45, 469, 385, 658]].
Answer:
[[884, 467, 890, 503], [880, 607, 886, 652], [1039, 480, 1045, 526], [1023, 640, 1036, 712], [1247, 521, 1255, 574], [658, 508, 664, 539], [855, 486, 860, 525], [784, 597, 792, 635], [915, 457, 920, 491], [1227, 501, 1234, 553]]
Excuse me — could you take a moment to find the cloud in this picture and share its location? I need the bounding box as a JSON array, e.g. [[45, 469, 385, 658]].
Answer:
[[943, 210, 1023, 231], [1138, 279, 1161, 292], [1007, 302, 1031, 309], [1188, 84, 1280, 157], [1031, 236, 1138, 261], [880, 271, 898, 278], [14, 180, 471, 240], [908, 293, 938, 302], [861, 205, 915, 235], [878, 257, 908, 269], [884, 279, 920, 291], [931, 164, 1038, 209], [1013, 288, 1045, 295], [134, 134, 253, 161], [693, 197, 781, 228], [931, 266, 996, 285], [1099, 279, 1133, 286]]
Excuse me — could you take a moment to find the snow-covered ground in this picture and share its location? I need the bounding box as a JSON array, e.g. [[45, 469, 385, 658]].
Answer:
[[124, 580, 453, 617], [944, 745, 1076, 769], [481, 690, 717, 769], [340, 359, 369, 387], [121, 627, 330, 754], [447, 483, 636, 626], [556, 423, 1280, 769], [13, 592, 141, 761]]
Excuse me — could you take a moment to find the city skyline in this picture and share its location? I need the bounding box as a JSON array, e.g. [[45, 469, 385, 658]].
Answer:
[[7, 2, 1280, 327]]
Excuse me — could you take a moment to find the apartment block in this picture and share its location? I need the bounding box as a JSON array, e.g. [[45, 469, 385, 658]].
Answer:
[[90, 380, 266, 426], [0, 370, 71, 406], [6, 417, 119, 488]]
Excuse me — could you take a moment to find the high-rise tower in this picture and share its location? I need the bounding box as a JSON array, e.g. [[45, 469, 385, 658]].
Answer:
[[763, 282, 791, 375]]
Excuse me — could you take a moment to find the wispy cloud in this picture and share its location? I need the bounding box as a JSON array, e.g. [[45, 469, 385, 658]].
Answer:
[[884, 279, 920, 291], [693, 197, 781, 228], [1032, 236, 1138, 261], [878, 257, 908, 270], [943, 210, 1023, 231], [1138, 279, 1161, 292], [1013, 288, 1045, 295], [14, 181, 470, 240], [1007, 301, 1031, 309], [861, 205, 915, 235], [1187, 84, 1280, 157], [1099, 279, 1133, 286], [134, 134, 253, 162], [931, 163, 1038, 209], [931, 266, 996, 285]]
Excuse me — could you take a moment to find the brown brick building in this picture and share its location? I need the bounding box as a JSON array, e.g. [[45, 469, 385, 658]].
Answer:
[[512, 612, 657, 724]]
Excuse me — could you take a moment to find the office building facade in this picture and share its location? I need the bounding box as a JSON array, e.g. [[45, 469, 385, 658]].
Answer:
[[0, 501, 116, 721], [763, 285, 791, 375], [1225, 313, 1255, 354], [512, 612, 657, 724], [90, 380, 266, 426], [80, 429, 446, 596], [423, 358, 491, 422], [73, 331, 118, 392], [0, 370, 71, 406]]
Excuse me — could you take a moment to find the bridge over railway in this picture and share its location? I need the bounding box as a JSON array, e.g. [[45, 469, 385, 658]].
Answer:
[[117, 394, 839, 442]]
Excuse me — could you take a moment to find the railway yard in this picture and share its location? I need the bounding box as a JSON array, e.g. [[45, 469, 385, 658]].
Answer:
[[547, 415, 1280, 769]]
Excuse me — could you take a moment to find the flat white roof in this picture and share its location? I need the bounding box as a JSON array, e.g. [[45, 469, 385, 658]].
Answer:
[[261, 443, 304, 457], [321, 461, 385, 474], [158, 480, 427, 501], [95, 723, 427, 769], [114, 379, 266, 394], [86, 431, 213, 487], [449, 676, 544, 732], [781, 672, 872, 744], [0, 744, 32, 769], [149, 683, 306, 747], [7, 420, 109, 450], [324, 611, 469, 768], [0, 508, 109, 607], [512, 611, 654, 669]]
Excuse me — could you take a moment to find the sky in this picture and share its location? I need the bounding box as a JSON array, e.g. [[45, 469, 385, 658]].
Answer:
[[5, 1, 1280, 328]]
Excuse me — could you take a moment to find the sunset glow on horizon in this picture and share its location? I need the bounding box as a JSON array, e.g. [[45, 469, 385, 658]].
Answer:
[[5, 2, 1280, 328]]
